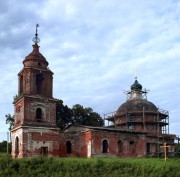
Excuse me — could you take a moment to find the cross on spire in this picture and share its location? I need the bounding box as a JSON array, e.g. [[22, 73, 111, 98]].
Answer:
[[35, 24, 39, 37], [32, 23, 40, 44]]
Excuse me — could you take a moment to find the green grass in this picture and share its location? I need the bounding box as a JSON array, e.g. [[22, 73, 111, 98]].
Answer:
[[0, 153, 8, 158], [0, 156, 179, 177]]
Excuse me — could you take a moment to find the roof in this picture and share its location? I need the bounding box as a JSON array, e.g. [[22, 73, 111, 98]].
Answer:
[[117, 99, 158, 112], [23, 44, 49, 67], [64, 125, 147, 134]]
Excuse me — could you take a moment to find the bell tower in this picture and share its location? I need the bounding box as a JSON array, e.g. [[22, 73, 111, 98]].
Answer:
[[11, 24, 59, 158]]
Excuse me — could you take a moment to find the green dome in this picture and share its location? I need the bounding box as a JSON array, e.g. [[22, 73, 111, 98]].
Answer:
[[131, 79, 142, 91]]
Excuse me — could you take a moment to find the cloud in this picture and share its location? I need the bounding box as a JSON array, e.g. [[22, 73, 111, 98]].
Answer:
[[0, 0, 180, 141]]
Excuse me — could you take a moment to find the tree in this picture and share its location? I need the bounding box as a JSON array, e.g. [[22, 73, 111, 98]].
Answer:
[[5, 114, 14, 141], [56, 100, 104, 130], [72, 104, 104, 127], [56, 100, 73, 130]]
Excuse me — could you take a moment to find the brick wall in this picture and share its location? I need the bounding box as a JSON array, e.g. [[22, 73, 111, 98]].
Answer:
[[59, 128, 146, 158], [12, 126, 59, 158]]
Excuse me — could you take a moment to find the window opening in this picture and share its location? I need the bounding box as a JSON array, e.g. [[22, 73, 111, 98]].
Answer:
[[153, 124, 157, 130], [146, 143, 151, 153], [102, 139, 108, 153], [130, 141, 134, 145], [36, 74, 44, 94], [117, 140, 123, 154], [36, 108, 42, 122], [128, 123, 134, 130], [66, 141, 72, 154], [130, 141, 135, 154], [20, 75, 23, 94]]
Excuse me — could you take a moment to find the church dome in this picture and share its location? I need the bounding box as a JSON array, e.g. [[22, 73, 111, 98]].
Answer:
[[117, 99, 157, 113], [131, 79, 142, 91], [117, 78, 157, 113], [23, 44, 49, 68]]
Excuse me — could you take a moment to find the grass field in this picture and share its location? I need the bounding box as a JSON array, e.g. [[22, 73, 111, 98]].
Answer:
[[0, 155, 179, 177]]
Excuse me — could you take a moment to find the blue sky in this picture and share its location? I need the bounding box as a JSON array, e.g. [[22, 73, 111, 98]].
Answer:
[[0, 0, 180, 141]]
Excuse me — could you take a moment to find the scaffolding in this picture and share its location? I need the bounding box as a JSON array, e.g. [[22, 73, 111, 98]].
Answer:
[[103, 79, 176, 157], [123, 88, 149, 101], [104, 108, 169, 135], [171, 136, 180, 157], [104, 107, 174, 157]]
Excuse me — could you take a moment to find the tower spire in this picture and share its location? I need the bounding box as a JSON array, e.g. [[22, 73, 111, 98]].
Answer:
[[32, 23, 40, 44]]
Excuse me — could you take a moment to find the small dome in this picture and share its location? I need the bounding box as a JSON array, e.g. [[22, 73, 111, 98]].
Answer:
[[117, 99, 157, 113], [23, 44, 49, 68], [131, 79, 142, 91], [25, 44, 46, 61]]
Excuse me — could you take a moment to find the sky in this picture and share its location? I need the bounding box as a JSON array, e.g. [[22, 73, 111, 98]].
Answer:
[[0, 0, 180, 141]]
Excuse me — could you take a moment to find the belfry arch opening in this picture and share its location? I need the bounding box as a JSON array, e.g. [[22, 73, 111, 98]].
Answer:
[[15, 137, 19, 158], [66, 141, 72, 154], [102, 139, 108, 153], [19, 75, 23, 94], [36, 108, 42, 122], [36, 74, 44, 94]]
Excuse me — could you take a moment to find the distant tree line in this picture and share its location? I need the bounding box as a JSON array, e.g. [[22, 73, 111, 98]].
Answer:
[[0, 141, 11, 153]]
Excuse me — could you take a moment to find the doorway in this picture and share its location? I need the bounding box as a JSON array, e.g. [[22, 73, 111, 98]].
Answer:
[[40, 147, 48, 156]]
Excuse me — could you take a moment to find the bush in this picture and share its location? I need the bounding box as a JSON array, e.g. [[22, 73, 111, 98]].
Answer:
[[0, 157, 180, 177]]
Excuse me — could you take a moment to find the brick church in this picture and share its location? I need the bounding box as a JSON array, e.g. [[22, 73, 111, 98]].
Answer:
[[11, 26, 175, 158]]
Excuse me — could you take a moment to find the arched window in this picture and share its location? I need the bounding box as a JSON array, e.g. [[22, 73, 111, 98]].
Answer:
[[36, 74, 44, 94], [102, 139, 108, 153], [66, 141, 72, 154], [130, 141, 135, 154], [117, 140, 123, 154], [36, 108, 42, 122], [15, 137, 19, 158]]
